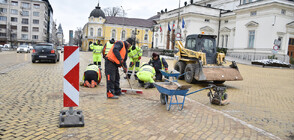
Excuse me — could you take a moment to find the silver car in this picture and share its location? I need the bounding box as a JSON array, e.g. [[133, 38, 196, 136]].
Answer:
[[17, 45, 30, 53]]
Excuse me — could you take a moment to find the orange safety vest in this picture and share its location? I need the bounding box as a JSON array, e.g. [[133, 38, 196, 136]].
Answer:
[[106, 41, 126, 65]]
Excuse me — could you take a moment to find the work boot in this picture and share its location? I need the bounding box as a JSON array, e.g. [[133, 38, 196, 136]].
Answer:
[[134, 74, 138, 80], [124, 74, 131, 79], [145, 83, 155, 89], [107, 92, 119, 99], [84, 81, 91, 88], [90, 80, 97, 88]]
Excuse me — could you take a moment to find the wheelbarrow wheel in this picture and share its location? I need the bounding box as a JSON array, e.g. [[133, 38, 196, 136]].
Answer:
[[160, 93, 168, 105]]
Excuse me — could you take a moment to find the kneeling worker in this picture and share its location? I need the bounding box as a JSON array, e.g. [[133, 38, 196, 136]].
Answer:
[[81, 64, 102, 88], [148, 52, 168, 81], [136, 63, 156, 89]]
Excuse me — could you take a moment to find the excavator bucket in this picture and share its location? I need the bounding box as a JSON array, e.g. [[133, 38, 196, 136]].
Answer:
[[195, 61, 243, 81]]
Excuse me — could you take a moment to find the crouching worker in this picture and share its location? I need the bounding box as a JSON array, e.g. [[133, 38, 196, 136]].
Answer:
[[136, 63, 156, 89], [81, 64, 102, 88], [148, 52, 168, 81]]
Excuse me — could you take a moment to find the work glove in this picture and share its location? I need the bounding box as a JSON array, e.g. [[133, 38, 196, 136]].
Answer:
[[165, 67, 168, 72], [132, 46, 136, 50], [130, 62, 134, 67], [123, 67, 127, 73], [138, 56, 141, 60], [119, 60, 123, 67]]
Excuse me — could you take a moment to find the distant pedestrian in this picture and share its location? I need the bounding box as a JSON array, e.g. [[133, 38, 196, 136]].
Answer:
[[148, 52, 168, 81], [104, 38, 134, 99]]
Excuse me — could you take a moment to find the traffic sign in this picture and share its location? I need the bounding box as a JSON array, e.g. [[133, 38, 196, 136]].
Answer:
[[273, 45, 279, 51]]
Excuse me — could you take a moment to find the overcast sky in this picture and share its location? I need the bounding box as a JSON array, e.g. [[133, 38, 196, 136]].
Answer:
[[50, 0, 183, 43]]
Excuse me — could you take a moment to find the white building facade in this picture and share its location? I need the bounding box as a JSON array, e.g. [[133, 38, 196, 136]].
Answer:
[[153, 0, 294, 62], [0, 0, 54, 46]]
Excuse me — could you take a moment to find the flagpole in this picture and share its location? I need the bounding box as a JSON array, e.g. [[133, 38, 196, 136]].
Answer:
[[177, 0, 181, 29]]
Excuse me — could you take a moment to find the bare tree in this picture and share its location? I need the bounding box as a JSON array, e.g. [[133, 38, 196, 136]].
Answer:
[[73, 27, 83, 47], [103, 7, 125, 17]]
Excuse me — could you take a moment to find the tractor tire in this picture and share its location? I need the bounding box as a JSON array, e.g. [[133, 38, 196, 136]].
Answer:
[[174, 61, 186, 80], [184, 64, 197, 83]]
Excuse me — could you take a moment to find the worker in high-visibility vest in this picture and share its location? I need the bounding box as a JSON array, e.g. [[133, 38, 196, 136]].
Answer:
[[103, 38, 115, 58], [126, 44, 142, 80], [81, 64, 102, 88], [90, 40, 103, 67], [136, 63, 156, 89], [105, 38, 134, 99], [148, 52, 168, 81]]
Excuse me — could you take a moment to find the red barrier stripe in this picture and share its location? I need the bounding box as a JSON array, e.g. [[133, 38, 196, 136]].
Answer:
[[64, 46, 78, 61], [63, 93, 78, 107], [64, 63, 80, 91]]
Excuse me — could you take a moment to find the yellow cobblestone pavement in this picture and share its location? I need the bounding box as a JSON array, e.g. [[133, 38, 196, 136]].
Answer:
[[0, 51, 293, 139]]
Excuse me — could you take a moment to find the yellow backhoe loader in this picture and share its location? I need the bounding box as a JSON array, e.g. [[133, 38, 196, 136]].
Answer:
[[174, 34, 243, 84]]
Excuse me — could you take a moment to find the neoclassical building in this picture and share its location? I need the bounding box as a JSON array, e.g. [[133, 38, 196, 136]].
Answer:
[[153, 0, 294, 62], [82, 3, 155, 51]]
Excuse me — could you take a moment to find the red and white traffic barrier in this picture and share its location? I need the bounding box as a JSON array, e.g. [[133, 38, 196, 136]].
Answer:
[[59, 46, 84, 128], [63, 46, 79, 107]]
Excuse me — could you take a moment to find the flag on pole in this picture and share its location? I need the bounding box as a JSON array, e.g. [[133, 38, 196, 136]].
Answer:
[[172, 22, 175, 30], [182, 18, 185, 28], [168, 23, 171, 31], [160, 25, 162, 32]]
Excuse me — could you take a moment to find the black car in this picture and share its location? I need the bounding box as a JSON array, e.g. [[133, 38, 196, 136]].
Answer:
[[31, 43, 60, 63]]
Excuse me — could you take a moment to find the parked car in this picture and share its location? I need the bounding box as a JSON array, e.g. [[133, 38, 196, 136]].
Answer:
[[31, 43, 60, 63], [61, 47, 64, 53], [17, 45, 30, 53], [29, 46, 34, 50], [57, 46, 62, 50]]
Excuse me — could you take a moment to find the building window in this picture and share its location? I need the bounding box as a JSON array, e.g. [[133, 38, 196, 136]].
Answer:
[[0, 16, 7, 21], [111, 29, 116, 39], [11, 34, 17, 39], [21, 34, 28, 40], [0, 33, 6, 37], [33, 19, 39, 24], [33, 27, 39, 32], [22, 11, 29, 16], [32, 35, 38, 40], [11, 1, 18, 6], [22, 18, 28, 24], [250, 11, 257, 16], [0, 8, 7, 13], [22, 2, 30, 9], [205, 19, 210, 22], [248, 30, 255, 48], [144, 34, 148, 41], [145, 29, 149, 33], [34, 4, 40, 9], [98, 28, 102, 37], [281, 9, 286, 15], [0, 0, 7, 4], [11, 9, 18, 15], [0, 24, 6, 29], [22, 26, 28, 32], [224, 20, 228, 23], [225, 35, 228, 48], [11, 25, 17, 30], [121, 30, 126, 40], [90, 28, 93, 36], [33, 12, 39, 17]]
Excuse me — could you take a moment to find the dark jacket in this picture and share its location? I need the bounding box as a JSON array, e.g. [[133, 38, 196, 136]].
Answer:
[[112, 41, 128, 68], [148, 57, 168, 72]]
